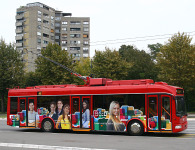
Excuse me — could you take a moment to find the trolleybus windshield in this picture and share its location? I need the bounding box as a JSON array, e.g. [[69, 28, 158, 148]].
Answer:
[[175, 96, 187, 117]]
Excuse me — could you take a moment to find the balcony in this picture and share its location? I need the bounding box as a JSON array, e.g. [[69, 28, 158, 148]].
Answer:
[[16, 14, 24, 20], [15, 35, 23, 40], [42, 43, 48, 48], [16, 22, 23, 26], [15, 28, 23, 34], [16, 43, 23, 47], [83, 50, 89, 53]]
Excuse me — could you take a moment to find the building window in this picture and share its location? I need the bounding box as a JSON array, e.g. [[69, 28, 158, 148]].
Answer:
[[83, 34, 88, 38], [37, 38, 41, 43], [51, 16, 54, 20], [70, 21, 80, 25], [38, 11, 42, 15], [70, 34, 80, 38], [43, 20, 49, 24], [62, 28, 67, 31], [84, 41, 89, 45], [51, 23, 54, 27], [62, 34, 67, 38], [55, 29, 60, 33], [83, 54, 89, 57], [62, 21, 68, 25], [83, 47, 89, 51], [16, 33, 23, 36], [83, 21, 89, 25], [43, 40, 48, 44], [38, 18, 41, 22], [55, 36, 60, 39], [37, 25, 41, 29], [73, 53, 80, 57], [70, 28, 81, 31], [83, 27, 89, 32], [37, 32, 41, 36], [70, 40, 80, 44], [62, 47, 68, 50], [62, 40, 67, 44], [70, 47, 80, 50], [51, 29, 54, 33], [43, 33, 49, 38], [55, 23, 60, 27], [55, 17, 61, 21]]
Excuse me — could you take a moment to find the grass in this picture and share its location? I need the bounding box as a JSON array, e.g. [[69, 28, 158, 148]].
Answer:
[[0, 113, 7, 118]]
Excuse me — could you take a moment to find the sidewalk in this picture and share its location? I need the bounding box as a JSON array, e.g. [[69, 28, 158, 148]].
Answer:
[[187, 113, 195, 118]]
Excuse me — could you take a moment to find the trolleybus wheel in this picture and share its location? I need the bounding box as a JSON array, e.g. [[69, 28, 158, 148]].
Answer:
[[128, 120, 144, 136], [41, 119, 54, 132]]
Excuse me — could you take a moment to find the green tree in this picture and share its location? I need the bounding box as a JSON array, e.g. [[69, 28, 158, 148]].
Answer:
[[24, 72, 42, 87], [148, 43, 163, 61], [156, 33, 195, 111], [119, 45, 158, 80], [0, 40, 24, 112], [35, 43, 75, 85], [92, 48, 131, 80], [74, 57, 91, 85]]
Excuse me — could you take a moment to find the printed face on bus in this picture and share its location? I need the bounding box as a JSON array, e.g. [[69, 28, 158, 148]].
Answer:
[[64, 106, 70, 115], [29, 103, 34, 111], [83, 102, 87, 110], [112, 104, 120, 116], [50, 104, 56, 113], [57, 101, 63, 110]]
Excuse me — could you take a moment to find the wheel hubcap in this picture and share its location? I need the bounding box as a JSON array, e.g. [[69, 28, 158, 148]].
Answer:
[[131, 122, 141, 134], [44, 121, 52, 131]]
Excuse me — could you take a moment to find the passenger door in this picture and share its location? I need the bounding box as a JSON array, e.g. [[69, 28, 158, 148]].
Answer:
[[147, 95, 159, 131], [18, 97, 37, 127], [71, 96, 91, 129], [160, 95, 172, 130]]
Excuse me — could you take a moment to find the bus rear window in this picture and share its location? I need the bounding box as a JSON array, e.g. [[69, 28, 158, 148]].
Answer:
[[10, 97, 18, 114]]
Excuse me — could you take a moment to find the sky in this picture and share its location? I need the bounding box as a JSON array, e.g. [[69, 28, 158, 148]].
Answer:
[[1, 0, 195, 57]]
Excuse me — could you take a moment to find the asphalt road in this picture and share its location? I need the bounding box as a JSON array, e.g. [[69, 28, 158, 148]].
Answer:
[[0, 119, 195, 150]]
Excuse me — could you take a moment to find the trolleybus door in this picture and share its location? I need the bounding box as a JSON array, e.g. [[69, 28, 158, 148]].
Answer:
[[147, 95, 159, 131], [160, 95, 172, 131], [71, 96, 91, 129], [81, 96, 91, 129], [147, 95, 172, 131], [18, 97, 37, 127], [18, 98, 27, 127], [27, 97, 37, 127]]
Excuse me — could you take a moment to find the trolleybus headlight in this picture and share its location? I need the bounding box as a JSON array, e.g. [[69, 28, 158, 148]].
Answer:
[[175, 125, 182, 129]]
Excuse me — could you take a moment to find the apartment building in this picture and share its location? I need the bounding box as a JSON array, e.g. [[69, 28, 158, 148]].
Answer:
[[15, 2, 90, 72]]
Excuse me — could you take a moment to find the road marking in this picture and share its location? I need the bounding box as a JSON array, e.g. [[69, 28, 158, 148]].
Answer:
[[0, 143, 113, 150], [187, 118, 195, 120]]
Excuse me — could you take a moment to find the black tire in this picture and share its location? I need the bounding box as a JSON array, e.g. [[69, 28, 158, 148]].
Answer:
[[41, 119, 54, 132], [127, 120, 144, 136]]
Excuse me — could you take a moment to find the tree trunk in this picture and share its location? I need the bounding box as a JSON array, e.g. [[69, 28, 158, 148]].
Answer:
[[1, 94, 4, 113]]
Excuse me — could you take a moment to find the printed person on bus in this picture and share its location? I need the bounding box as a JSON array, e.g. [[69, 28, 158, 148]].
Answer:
[[82, 100, 90, 128], [56, 104, 71, 129], [28, 102, 38, 126], [107, 101, 125, 131], [47, 101, 58, 121], [56, 99, 63, 118]]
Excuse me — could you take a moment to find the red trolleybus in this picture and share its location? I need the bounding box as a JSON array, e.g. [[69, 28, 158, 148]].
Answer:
[[7, 78, 187, 135]]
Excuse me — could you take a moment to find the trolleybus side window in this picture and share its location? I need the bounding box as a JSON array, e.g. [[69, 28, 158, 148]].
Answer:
[[149, 97, 157, 118], [20, 99, 25, 111], [162, 97, 170, 120], [10, 97, 18, 114]]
